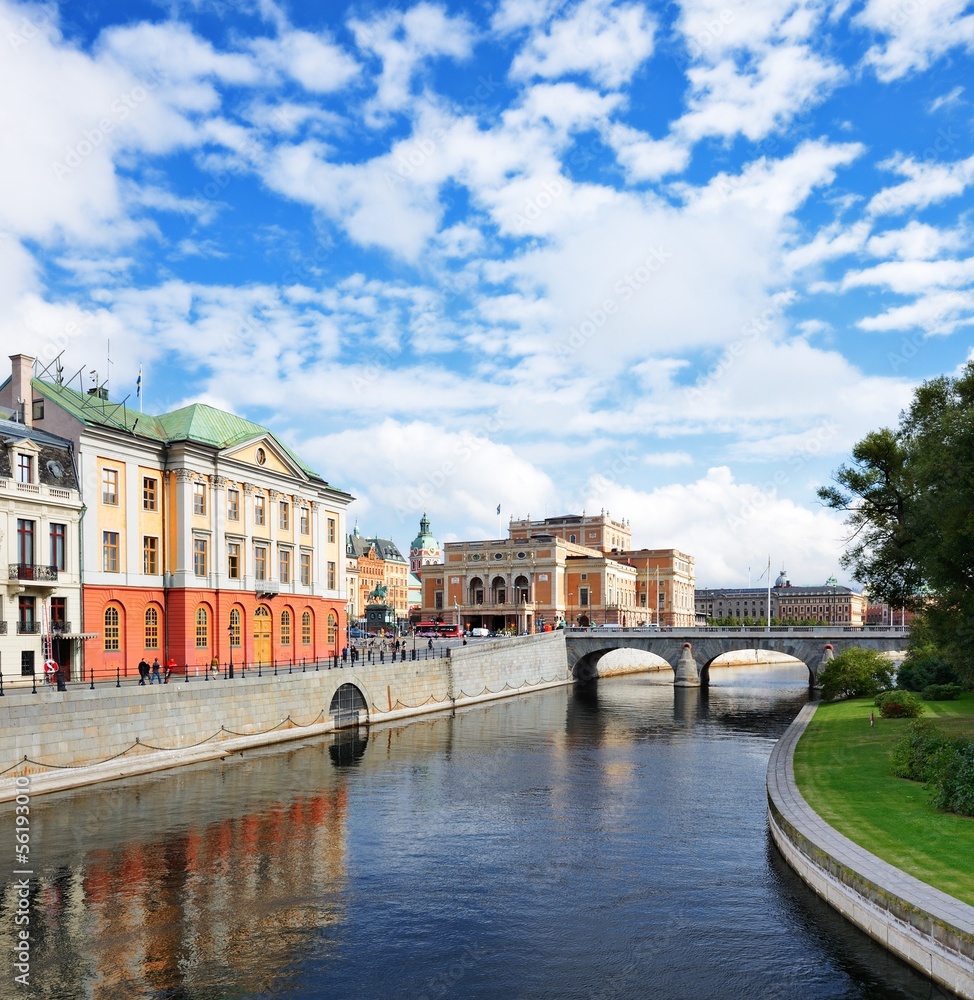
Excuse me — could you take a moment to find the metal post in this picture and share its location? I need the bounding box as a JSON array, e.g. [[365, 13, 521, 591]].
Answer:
[[116, 665, 121, 688], [31, 669, 37, 694], [89, 667, 94, 690]]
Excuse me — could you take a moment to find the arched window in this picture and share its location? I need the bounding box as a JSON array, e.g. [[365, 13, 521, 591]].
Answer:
[[195, 606, 209, 648], [229, 607, 241, 647], [514, 575, 530, 603], [491, 576, 506, 604], [469, 576, 484, 605], [104, 606, 120, 650], [307, 610, 316, 646], [569, 533, 576, 544], [281, 609, 291, 646], [144, 606, 159, 649]]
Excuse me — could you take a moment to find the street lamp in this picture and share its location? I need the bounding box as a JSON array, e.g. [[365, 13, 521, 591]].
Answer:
[[227, 623, 234, 679]]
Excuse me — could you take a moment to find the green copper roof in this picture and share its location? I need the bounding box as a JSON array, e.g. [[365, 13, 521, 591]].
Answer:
[[31, 379, 326, 483]]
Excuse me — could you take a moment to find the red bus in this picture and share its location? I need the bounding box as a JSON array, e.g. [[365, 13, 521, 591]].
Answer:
[[414, 622, 463, 638]]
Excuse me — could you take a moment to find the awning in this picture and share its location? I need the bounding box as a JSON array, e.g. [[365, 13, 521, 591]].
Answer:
[[59, 632, 100, 640]]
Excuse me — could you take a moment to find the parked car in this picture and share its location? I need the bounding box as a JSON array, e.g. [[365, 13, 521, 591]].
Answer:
[[471, 627, 491, 637], [348, 627, 369, 639]]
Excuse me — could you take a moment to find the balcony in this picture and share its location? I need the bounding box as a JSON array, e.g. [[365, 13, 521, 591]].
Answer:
[[50, 621, 71, 635], [9, 564, 58, 583], [255, 579, 280, 596], [17, 622, 41, 635]]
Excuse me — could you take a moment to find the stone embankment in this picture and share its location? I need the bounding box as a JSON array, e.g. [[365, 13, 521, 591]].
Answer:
[[0, 632, 617, 800], [768, 703, 974, 999]]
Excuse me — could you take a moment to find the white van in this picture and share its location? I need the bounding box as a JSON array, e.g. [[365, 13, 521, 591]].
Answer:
[[471, 627, 491, 637]]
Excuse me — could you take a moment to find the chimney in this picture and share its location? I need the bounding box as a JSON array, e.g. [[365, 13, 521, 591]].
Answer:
[[9, 354, 35, 427]]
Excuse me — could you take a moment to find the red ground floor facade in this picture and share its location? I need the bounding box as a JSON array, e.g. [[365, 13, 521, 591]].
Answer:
[[82, 586, 346, 681]]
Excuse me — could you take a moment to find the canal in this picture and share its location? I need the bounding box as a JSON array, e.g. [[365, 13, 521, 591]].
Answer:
[[0, 665, 953, 998]]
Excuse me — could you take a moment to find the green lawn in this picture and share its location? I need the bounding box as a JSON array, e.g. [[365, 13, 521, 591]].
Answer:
[[792, 693, 974, 906]]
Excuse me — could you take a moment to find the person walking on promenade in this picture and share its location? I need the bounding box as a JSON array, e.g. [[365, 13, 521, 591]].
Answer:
[[150, 658, 162, 684], [138, 658, 150, 686], [427, 637, 434, 651]]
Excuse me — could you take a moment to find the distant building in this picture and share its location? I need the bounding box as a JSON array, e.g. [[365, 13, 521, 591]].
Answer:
[[345, 527, 408, 624], [408, 513, 440, 618], [421, 510, 695, 631], [695, 570, 867, 625]]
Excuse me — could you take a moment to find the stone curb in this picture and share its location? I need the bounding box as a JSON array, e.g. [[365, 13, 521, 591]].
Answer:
[[767, 702, 974, 999]]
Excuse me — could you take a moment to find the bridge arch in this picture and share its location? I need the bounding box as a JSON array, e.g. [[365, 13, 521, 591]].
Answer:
[[697, 651, 813, 686], [329, 683, 369, 728]]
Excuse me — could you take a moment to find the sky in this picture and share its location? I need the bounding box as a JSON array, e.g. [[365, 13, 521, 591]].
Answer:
[[1, 0, 972, 590]]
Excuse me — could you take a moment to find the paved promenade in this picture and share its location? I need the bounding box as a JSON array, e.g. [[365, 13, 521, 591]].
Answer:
[[768, 703, 974, 998]]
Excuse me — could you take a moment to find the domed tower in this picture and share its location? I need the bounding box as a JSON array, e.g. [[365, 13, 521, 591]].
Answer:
[[410, 513, 441, 577], [775, 568, 790, 587]]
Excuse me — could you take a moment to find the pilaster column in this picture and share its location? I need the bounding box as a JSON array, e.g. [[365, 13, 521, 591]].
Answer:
[[174, 469, 195, 584]]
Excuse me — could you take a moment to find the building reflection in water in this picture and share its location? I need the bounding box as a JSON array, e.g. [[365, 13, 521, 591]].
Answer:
[[0, 730, 364, 997]]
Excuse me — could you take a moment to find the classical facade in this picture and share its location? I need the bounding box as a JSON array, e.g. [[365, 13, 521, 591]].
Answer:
[[0, 379, 85, 685], [0, 355, 353, 679], [421, 511, 696, 631], [345, 527, 409, 623]]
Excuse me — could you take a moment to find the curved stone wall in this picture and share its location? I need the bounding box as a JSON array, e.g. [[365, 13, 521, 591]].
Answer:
[[767, 703, 974, 999]]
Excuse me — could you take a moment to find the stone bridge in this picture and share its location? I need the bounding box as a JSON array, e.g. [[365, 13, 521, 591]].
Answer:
[[564, 627, 909, 686]]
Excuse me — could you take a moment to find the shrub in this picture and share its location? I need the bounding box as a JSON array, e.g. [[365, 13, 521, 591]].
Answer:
[[819, 647, 896, 701], [891, 719, 950, 781], [896, 655, 959, 692], [875, 689, 924, 718], [921, 683, 964, 701], [928, 741, 974, 817]]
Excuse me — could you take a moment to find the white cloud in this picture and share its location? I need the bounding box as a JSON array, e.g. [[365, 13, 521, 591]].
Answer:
[[866, 220, 968, 260], [508, 0, 656, 89], [867, 154, 974, 216], [855, 0, 974, 81], [677, 45, 844, 142], [588, 467, 855, 588], [350, 2, 476, 119], [249, 30, 359, 93]]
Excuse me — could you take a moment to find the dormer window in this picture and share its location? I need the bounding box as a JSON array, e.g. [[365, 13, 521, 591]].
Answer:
[[17, 454, 33, 484]]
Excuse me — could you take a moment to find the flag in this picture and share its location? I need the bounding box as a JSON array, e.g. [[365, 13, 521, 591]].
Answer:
[[496, 504, 501, 515], [136, 367, 142, 397]]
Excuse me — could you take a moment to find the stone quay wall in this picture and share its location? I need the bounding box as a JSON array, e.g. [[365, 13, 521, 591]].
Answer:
[[0, 632, 579, 801], [767, 703, 974, 999]]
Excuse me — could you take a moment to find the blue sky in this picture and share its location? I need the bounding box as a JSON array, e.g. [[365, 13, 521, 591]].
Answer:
[[2, 0, 972, 588]]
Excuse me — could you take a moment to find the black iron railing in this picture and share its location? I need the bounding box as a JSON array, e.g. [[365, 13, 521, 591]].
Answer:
[[8, 564, 58, 582]]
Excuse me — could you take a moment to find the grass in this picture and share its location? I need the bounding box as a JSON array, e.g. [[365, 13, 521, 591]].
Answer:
[[792, 692, 974, 906]]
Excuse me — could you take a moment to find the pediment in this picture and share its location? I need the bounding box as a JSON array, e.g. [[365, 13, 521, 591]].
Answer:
[[223, 436, 305, 478]]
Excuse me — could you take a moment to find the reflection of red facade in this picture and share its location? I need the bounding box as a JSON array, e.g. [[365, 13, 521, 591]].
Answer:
[[73, 783, 349, 996]]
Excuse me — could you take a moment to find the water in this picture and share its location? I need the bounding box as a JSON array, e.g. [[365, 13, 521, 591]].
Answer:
[[0, 666, 953, 998]]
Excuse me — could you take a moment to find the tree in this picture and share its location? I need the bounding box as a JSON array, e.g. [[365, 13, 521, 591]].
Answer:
[[819, 647, 895, 701], [819, 363, 974, 686]]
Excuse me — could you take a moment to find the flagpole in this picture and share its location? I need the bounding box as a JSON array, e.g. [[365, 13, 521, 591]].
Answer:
[[767, 555, 772, 632]]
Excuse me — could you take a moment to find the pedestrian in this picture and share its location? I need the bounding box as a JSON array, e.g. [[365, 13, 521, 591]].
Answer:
[[869, 711, 875, 727], [138, 658, 150, 685], [427, 637, 433, 651], [342, 646, 348, 663], [150, 658, 162, 684]]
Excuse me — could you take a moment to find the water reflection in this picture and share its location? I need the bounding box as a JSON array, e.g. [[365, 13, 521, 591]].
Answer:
[[0, 668, 952, 999]]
